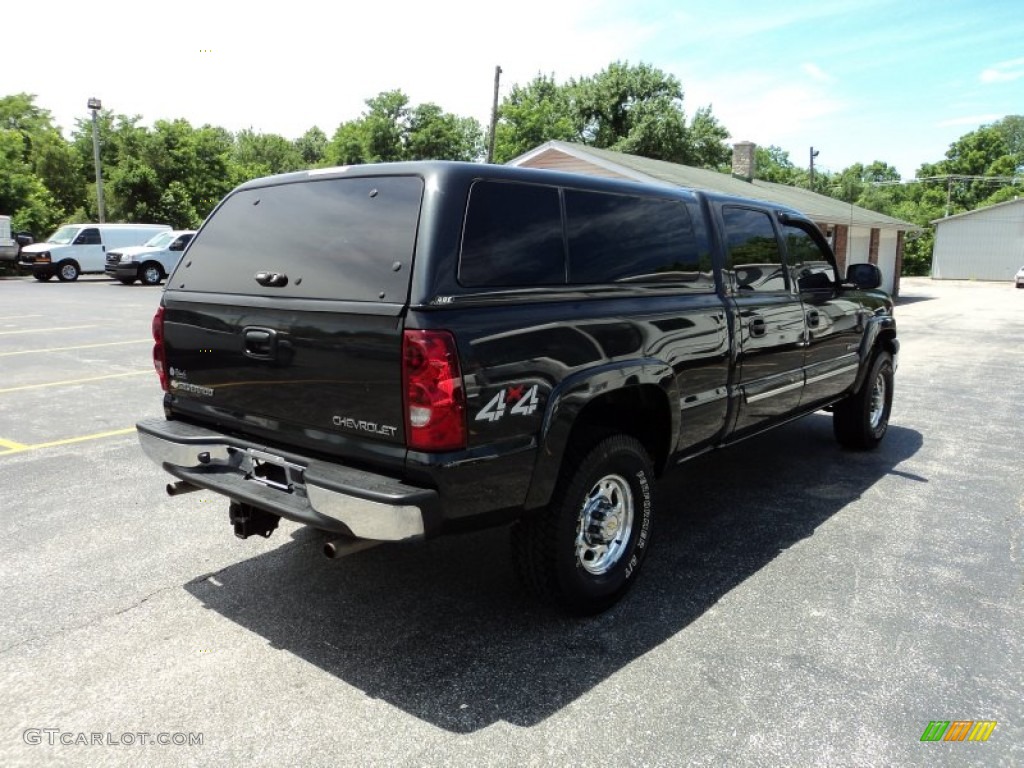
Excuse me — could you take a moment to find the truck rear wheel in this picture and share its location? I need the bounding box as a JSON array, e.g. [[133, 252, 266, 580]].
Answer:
[[512, 434, 655, 614], [833, 350, 893, 450]]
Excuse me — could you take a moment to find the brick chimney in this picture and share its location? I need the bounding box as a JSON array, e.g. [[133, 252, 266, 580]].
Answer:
[[732, 141, 757, 182]]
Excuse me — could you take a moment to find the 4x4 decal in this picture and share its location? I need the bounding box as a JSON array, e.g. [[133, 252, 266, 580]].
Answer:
[[475, 385, 540, 422]]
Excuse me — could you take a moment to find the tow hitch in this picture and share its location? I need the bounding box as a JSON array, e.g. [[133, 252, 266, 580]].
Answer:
[[229, 502, 280, 539]]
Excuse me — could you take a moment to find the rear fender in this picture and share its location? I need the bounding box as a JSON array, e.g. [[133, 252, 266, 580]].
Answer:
[[523, 359, 677, 511]]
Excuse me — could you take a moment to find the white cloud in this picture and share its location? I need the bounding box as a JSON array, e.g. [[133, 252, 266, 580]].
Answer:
[[979, 57, 1024, 83], [801, 63, 835, 83], [937, 114, 1001, 128]]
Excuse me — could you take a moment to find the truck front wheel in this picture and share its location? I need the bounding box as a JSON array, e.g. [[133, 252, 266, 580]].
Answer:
[[512, 435, 656, 614], [56, 260, 80, 282], [140, 262, 164, 286], [833, 350, 894, 450]]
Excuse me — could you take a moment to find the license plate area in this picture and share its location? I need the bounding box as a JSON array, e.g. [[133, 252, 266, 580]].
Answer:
[[243, 449, 305, 493]]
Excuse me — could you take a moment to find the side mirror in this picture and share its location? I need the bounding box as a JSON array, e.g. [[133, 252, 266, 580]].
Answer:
[[846, 262, 882, 290]]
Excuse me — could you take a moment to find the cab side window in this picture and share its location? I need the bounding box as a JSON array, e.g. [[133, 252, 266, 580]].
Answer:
[[721, 207, 787, 292], [459, 181, 565, 287], [783, 224, 837, 292], [565, 190, 712, 289], [75, 228, 102, 245]]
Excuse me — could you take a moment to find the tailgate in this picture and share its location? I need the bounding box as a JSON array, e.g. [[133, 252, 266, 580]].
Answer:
[[161, 174, 424, 459]]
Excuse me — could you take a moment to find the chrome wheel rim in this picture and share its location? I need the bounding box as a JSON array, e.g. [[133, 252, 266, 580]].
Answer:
[[869, 371, 887, 430], [143, 267, 160, 284], [60, 264, 76, 280], [575, 473, 634, 575]]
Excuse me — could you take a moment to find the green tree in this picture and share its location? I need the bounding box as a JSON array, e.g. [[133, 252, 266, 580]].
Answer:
[[406, 103, 482, 161], [363, 90, 409, 162], [754, 145, 799, 184], [685, 106, 732, 169], [233, 128, 304, 176], [0, 129, 62, 234], [492, 62, 730, 168], [295, 127, 328, 166], [492, 74, 578, 163], [107, 157, 162, 222], [324, 120, 369, 166], [324, 90, 483, 165], [0, 94, 73, 231], [572, 61, 689, 161]]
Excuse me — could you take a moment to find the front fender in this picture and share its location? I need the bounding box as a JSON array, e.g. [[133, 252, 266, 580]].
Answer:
[[853, 314, 898, 391]]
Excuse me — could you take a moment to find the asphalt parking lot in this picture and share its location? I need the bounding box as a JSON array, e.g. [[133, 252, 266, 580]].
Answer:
[[0, 275, 1020, 767]]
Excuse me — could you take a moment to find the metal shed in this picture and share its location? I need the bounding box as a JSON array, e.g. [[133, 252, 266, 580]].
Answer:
[[931, 198, 1024, 281]]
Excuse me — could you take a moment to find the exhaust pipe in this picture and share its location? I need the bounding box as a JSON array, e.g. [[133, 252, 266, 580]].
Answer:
[[166, 480, 201, 496], [323, 537, 380, 560]]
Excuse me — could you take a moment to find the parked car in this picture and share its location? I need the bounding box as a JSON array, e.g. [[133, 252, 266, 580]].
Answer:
[[1015, 265, 1024, 288], [19, 223, 170, 281], [105, 230, 196, 285], [137, 161, 898, 614]]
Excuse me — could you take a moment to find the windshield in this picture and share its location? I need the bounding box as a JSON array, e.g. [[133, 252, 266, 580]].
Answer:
[[48, 226, 80, 245], [144, 232, 176, 248]]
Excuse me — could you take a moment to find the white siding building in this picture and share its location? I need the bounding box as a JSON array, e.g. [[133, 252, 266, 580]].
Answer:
[[931, 199, 1024, 281]]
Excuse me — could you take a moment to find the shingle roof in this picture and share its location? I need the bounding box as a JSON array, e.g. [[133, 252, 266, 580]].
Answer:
[[930, 196, 1024, 226], [511, 141, 918, 232]]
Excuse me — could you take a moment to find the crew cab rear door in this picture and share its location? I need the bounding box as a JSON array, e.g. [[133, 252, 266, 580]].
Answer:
[[159, 174, 423, 462]]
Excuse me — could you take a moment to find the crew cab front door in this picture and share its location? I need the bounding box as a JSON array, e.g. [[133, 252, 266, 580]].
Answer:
[[719, 205, 808, 436], [781, 219, 863, 406]]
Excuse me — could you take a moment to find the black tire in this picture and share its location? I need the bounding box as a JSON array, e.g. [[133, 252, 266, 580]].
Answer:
[[33, 272, 53, 282], [833, 350, 894, 450], [118, 277, 136, 285], [56, 261, 80, 282], [140, 262, 163, 286], [512, 434, 656, 615]]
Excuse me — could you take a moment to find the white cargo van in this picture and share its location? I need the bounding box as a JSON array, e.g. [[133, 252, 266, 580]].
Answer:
[[19, 223, 170, 281]]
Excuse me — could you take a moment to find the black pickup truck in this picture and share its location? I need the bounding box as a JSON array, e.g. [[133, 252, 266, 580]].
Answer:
[[137, 162, 897, 614]]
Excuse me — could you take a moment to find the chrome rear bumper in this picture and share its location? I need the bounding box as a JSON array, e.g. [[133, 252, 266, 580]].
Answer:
[[136, 418, 435, 541]]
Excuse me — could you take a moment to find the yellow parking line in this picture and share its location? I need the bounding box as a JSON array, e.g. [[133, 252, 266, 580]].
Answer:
[[0, 325, 97, 335], [0, 370, 151, 394], [0, 339, 149, 357], [0, 428, 137, 456]]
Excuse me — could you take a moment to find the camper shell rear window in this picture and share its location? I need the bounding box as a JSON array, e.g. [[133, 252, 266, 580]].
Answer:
[[174, 176, 423, 302]]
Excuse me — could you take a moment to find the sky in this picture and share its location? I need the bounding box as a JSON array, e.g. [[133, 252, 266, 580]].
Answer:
[[4, 0, 1023, 179]]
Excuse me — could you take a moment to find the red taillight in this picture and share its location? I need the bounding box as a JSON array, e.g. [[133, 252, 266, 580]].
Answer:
[[402, 329, 466, 452], [152, 306, 168, 391]]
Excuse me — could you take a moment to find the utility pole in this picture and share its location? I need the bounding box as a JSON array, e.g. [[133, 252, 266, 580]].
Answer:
[[88, 97, 106, 223], [809, 146, 820, 191], [486, 65, 502, 164]]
